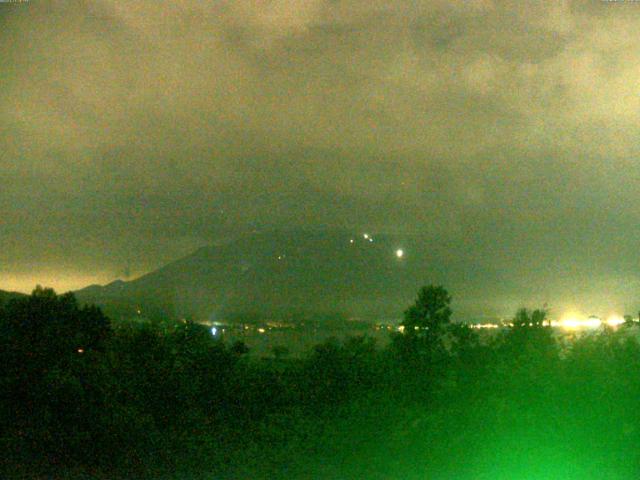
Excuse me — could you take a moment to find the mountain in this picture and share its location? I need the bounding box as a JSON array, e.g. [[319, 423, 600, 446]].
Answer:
[[0, 290, 27, 306], [74, 229, 476, 323]]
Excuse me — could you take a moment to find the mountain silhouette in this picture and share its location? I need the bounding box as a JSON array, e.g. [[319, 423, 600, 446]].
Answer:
[[0, 290, 27, 306], [75, 229, 460, 323]]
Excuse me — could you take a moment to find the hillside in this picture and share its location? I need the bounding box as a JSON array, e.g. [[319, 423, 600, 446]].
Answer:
[[75, 229, 472, 323], [0, 290, 28, 306]]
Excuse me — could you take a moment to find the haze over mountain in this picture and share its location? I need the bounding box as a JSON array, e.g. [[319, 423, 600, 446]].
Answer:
[[74, 229, 504, 323]]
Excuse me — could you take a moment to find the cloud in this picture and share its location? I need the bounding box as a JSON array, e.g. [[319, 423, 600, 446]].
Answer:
[[2, 0, 640, 314]]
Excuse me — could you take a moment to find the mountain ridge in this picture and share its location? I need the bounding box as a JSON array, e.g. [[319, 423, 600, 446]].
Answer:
[[73, 228, 490, 323], [0, 290, 28, 305]]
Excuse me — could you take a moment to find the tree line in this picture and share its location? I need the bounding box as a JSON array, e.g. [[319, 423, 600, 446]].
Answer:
[[1, 285, 640, 479]]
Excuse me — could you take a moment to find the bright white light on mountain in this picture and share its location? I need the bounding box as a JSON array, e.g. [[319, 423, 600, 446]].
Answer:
[[363, 233, 369, 239], [396, 249, 404, 258], [211, 327, 218, 336]]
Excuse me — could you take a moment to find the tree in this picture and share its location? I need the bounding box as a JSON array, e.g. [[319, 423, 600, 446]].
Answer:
[[391, 286, 452, 367], [230, 340, 249, 356], [502, 306, 557, 364], [0, 286, 111, 373], [0, 287, 113, 465], [272, 345, 290, 360], [512, 307, 547, 329], [401, 285, 452, 335], [624, 315, 634, 328]]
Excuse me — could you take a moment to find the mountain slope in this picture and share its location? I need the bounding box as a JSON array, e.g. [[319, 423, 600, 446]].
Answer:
[[75, 229, 485, 322], [0, 290, 27, 306]]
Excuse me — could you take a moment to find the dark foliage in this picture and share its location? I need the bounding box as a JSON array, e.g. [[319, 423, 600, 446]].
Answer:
[[1, 286, 640, 479]]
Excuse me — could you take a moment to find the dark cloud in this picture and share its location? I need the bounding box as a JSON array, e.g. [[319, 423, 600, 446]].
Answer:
[[2, 0, 640, 317]]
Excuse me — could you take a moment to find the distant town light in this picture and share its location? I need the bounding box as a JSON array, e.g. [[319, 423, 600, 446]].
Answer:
[[606, 315, 625, 327], [396, 249, 404, 258], [211, 326, 218, 336], [349, 239, 354, 244], [559, 315, 601, 330], [258, 327, 266, 334], [363, 233, 370, 239]]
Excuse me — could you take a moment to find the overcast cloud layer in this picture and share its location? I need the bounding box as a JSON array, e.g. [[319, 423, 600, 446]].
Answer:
[[2, 0, 640, 317]]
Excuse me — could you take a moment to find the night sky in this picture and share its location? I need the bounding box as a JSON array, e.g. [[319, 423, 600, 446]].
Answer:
[[2, 1, 640, 317]]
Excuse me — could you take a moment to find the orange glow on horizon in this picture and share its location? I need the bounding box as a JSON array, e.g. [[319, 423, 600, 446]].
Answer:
[[0, 272, 115, 294]]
